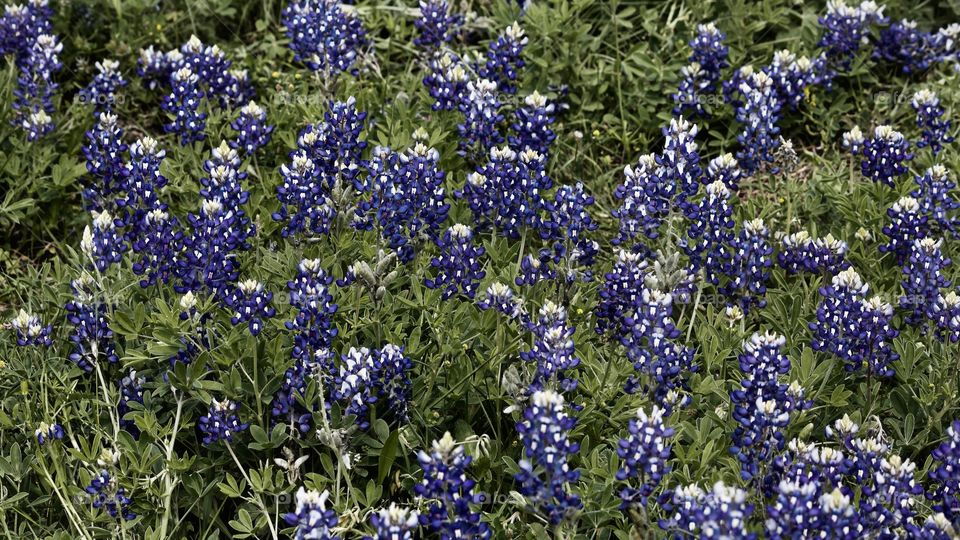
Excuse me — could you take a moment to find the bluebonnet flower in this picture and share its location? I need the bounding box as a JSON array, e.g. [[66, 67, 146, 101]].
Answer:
[[659, 117, 702, 209], [928, 420, 960, 526], [521, 301, 580, 393], [136, 45, 172, 91], [900, 238, 952, 327], [367, 504, 419, 540], [612, 154, 672, 251], [731, 332, 808, 481], [224, 279, 275, 336], [224, 68, 256, 108], [11, 309, 52, 347], [457, 78, 504, 158], [413, 0, 462, 50], [479, 22, 527, 95], [415, 432, 491, 539], [621, 288, 698, 406], [683, 180, 734, 286], [274, 99, 368, 237], [81, 211, 126, 273], [818, 0, 887, 69], [875, 19, 936, 73], [86, 470, 136, 521], [271, 348, 334, 434], [81, 112, 129, 211], [705, 153, 742, 191], [131, 209, 182, 288], [80, 59, 127, 114], [174, 36, 237, 106], [65, 274, 118, 373], [907, 513, 957, 539], [816, 488, 863, 539], [230, 101, 274, 156], [34, 421, 63, 445], [12, 32, 61, 140], [0, 3, 49, 55], [658, 481, 756, 539], [595, 249, 649, 336], [913, 165, 960, 238], [282, 0, 367, 75], [860, 125, 912, 187], [460, 146, 550, 239], [331, 345, 413, 430], [284, 487, 339, 540], [515, 390, 582, 526], [177, 199, 250, 296], [880, 196, 929, 265], [477, 282, 526, 321], [541, 182, 600, 283], [287, 258, 339, 358], [778, 230, 848, 275], [616, 405, 674, 509], [515, 248, 557, 287], [200, 142, 252, 227], [766, 475, 823, 539], [198, 397, 248, 445], [764, 50, 821, 111], [509, 91, 556, 155], [424, 224, 486, 300], [355, 142, 449, 263], [117, 369, 144, 435], [673, 23, 728, 117], [863, 453, 924, 533], [810, 267, 868, 365], [912, 90, 954, 156], [842, 125, 865, 155], [735, 71, 782, 175], [119, 136, 168, 230], [933, 291, 960, 343], [162, 67, 206, 146], [369, 344, 414, 423], [856, 296, 899, 378], [422, 51, 469, 111], [724, 218, 773, 312]]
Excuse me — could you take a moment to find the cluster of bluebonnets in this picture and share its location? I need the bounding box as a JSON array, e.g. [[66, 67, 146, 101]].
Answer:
[[6, 0, 960, 537]]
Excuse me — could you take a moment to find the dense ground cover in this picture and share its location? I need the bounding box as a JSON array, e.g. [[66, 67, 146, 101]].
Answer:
[[3, 0, 960, 538]]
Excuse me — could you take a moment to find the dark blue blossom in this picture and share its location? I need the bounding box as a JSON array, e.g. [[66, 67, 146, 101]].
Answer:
[[457, 79, 504, 158], [659, 117, 702, 209], [282, 0, 367, 75], [198, 397, 248, 445], [875, 19, 936, 73], [928, 420, 960, 527], [913, 165, 960, 238], [912, 90, 954, 156], [367, 504, 419, 540], [131, 209, 182, 288], [515, 390, 582, 526], [65, 274, 118, 373], [81, 211, 126, 273], [331, 345, 413, 430], [705, 153, 742, 191], [724, 218, 773, 312], [176, 199, 250, 296], [224, 279, 275, 336], [85, 470, 136, 521], [658, 481, 756, 539], [12, 33, 61, 140], [933, 291, 960, 343], [617, 405, 674, 509], [860, 125, 913, 187], [612, 154, 672, 251], [162, 67, 207, 146], [136, 45, 172, 91], [509, 91, 556, 155], [764, 50, 822, 111], [477, 282, 526, 321], [460, 146, 551, 239], [81, 112, 129, 211], [230, 101, 274, 156], [413, 0, 462, 50], [287, 258, 339, 358], [479, 22, 527, 95], [415, 432, 491, 540], [735, 72, 781, 175], [284, 487, 339, 540], [34, 421, 63, 445], [119, 136, 168, 233], [673, 23, 728, 117], [521, 301, 580, 393], [541, 182, 600, 283], [818, 0, 887, 69], [422, 51, 469, 111], [595, 249, 648, 336], [424, 224, 486, 300], [355, 142, 449, 263], [683, 180, 734, 286], [11, 309, 52, 347], [881, 196, 929, 265], [900, 237, 952, 327], [80, 59, 127, 114], [777, 231, 850, 276], [117, 369, 145, 436]]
